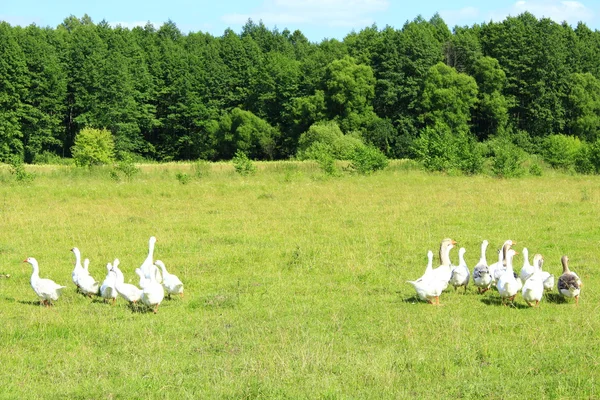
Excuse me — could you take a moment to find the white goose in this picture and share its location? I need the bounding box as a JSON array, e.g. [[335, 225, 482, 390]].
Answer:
[[519, 247, 535, 283], [100, 262, 118, 304], [490, 240, 515, 285], [70, 247, 88, 289], [140, 263, 165, 313], [140, 236, 158, 281], [557, 255, 582, 305], [449, 247, 470, 293], [536, 255, 555, 291], [77, 258, 100, 297], [521, 254, 544, 307], [155, 260, 184, 298], [472, 240, 492, 294], [113, 260, 142, 304], [24, 257, 66, 306], [406, 238, 456, 305], [497, 249, 519, 305], [415, 250, 434, 282]]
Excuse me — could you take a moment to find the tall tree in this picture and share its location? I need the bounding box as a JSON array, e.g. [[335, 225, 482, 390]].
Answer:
[[0, 22, 28, 161], [15, 25, 67, 162]]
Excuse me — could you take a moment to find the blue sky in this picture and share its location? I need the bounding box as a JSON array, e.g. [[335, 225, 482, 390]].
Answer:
[[1, 0, 599, 42]]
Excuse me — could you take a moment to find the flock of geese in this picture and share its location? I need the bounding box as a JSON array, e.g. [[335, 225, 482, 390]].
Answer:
[[20, 235, 584, 310], [23, 236, 183, 313], [407, 238, 583, 306]]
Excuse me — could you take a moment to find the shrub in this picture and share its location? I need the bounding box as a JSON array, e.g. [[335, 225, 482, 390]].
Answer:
[[488, 136, 526, 178], [297, 121, 364, 160], [32, 151, 72, 165], [175, 172, 191, 184], [349, 146, 389, 174], [232, 151, 256, 176], [72, 128, 115, 167], [529, 163, 543, 176], [192, 160, 211, 178], [542, 135, 582, 170], [113, 156, 140, 181], [8, 156, 35, 183], [574, 143, 594, 174], [412, 124, 483, 174]]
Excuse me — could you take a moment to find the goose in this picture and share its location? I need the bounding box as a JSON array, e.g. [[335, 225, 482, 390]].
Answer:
[[489, 240, 515, 285], [497, 249, 520, 305], [473, 240, 492, 294], [449, 247, 470, 293], [70, 247, 88, 289], [535, 255, 555, 291], [557, 255, 582, 304], [415, 250, 434, 282], [140, 263, 165, 313], [77, 258, 100, 297], [521, 255, 544, 307], [99, 262, 118, 304], [24, 257, 66, 306], [113, 260, 142, 304], [155, 260, 184, 298], [140, 236, 158, 281], [407, 238, 456, 305], [519, 247, 535, 283]]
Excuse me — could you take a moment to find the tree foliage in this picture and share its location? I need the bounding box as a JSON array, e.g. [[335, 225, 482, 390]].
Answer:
[[0, 12, 599, 176]]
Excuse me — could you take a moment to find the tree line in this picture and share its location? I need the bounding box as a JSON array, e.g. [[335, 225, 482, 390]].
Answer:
[[1, 12, 599, 172]]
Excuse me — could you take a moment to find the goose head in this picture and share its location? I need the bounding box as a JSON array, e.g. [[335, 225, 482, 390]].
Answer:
[[501, 240, 516, 265], [439, 238, 457, 266]]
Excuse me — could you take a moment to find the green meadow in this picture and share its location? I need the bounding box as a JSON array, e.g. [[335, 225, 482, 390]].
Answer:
[[0, 162, 599, 399]]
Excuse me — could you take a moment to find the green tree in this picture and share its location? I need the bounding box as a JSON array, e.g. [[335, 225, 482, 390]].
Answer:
[[0, 22, 28, 161], [72, 127, 115, 166], [210, 108, 279, 160], [564, 72, 600, 142], [471, 56, 511, 139], [324, 56, 377, 133], [15, 25, 67, 162]]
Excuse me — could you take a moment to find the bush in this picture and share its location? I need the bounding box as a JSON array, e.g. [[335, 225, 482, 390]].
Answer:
[[529, 163, 543, 176], [542, 135, 582, 170], [488, 136, 526, 178], [349, 146, 389, 174], [412, 124, 483, 174], [112, 155, 140, 181], [192, 160, 211, 178], [175, 172, 191, 185], [297, 121, 364, 160], [32, 151, 72, 165], [232, 151, 256, 176], [8, 156, 35, 183], [72, 128, 115, 167]]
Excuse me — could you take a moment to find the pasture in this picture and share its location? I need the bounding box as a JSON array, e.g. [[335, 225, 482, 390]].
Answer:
[[0, 161, 599, 399]]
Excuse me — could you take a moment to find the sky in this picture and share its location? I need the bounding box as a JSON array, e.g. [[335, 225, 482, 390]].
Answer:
[[1, 0, 599, 42]]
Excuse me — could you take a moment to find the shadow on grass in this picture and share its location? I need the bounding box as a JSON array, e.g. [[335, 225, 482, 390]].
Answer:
[[17, 299, 53, 307], [545, 293, 569, 304], [480, 297, 530, 309]]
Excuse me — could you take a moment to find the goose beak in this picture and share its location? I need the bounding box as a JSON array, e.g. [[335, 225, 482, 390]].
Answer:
[[452, 240, 457, 245], [22, 259, 27, 263]]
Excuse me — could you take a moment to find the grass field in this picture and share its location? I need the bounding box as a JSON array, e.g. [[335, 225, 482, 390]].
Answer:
[[1, 161, 599, 399]]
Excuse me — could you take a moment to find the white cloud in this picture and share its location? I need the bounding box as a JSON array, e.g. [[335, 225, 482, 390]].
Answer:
[[439, 7, 480, 27], [440, 1, 595, 28], [495, 1, 594, 25], [221, 0, 390, 29]]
